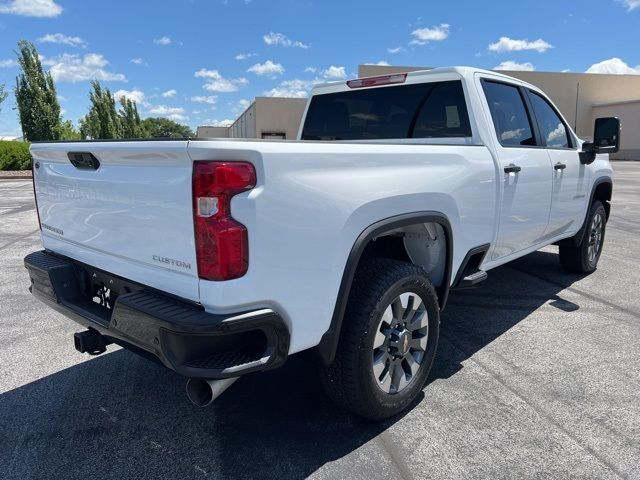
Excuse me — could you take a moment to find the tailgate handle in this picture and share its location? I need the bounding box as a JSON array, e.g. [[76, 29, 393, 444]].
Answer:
[[68, 152, 100, 170]]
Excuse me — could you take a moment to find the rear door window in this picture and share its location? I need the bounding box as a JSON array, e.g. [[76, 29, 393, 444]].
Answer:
[[301, 80, 472, 140]]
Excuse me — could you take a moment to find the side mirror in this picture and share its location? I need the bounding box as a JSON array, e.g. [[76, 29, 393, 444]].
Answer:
[[581, 117, 621, 164]]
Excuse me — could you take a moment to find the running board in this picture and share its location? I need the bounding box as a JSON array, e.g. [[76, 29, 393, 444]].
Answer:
[[458, 270, 488, 288]]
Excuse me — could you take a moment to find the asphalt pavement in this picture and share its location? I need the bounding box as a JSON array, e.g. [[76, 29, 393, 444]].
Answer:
[[1, 162, 639, 479]]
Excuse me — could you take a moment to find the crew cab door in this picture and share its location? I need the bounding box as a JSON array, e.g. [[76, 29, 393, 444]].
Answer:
[[480, 79, 553, 260], [524, 89, 590, 237]]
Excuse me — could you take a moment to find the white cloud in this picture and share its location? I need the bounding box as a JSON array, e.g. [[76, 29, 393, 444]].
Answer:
[[585, 57, 640, 74], [194, 68, 248, 92], [304, 66, 317, 73], [410, 24, 450, 45], [494, 60, 535, 71], [231, 98, 251, 115], [153, 36, 172, 45], [0, 59, 16, 68], [0, 0, 62, 17], [161, 89, 177, 98], [264, 78, 314, 98], [247, 60, 284, 76], [263, 32, 309, 49], [38, 33, 87, 48], [620, 0, 640, 11], [387, 46, 403, 54], [488, 36, 552, 53], [235, 52, 257, 60], [191, 95, 218, 105], [113, 89, 146, 105], [363, 61, 390, 66], [322, 65, 347, 79], [547, 123, 566, 143], [206, 119, 235, 127], [130, 57, 145, 65], [43, 53, 127, 83], [148, 105, 187, 121]]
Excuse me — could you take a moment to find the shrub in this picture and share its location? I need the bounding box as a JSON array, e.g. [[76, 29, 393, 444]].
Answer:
[[0, 141, 32, 171]]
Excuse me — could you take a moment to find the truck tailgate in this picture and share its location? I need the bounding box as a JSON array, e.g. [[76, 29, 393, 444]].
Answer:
[[30, 141, 200, 302]]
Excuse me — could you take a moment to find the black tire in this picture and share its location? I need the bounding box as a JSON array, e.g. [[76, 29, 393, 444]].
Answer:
[[319, 258, 440, 420], [559, 200, 607, 274]]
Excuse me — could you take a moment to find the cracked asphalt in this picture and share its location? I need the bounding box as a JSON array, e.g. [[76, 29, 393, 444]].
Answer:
[[1, 162, 639, 479]]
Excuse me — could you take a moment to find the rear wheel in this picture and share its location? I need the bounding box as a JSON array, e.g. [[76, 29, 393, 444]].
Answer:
[[320, 259, 440, 420], [559, 200, 607, 273]]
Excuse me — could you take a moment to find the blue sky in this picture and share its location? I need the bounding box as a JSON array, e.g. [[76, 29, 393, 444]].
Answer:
[[0, 0, 639, 137]]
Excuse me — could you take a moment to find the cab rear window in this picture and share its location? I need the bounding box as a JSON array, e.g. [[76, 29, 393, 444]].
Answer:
[[301, 80, 472, 140]]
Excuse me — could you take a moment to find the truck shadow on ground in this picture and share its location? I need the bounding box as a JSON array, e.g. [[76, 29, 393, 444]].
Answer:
[[1, 250, 585, 480]]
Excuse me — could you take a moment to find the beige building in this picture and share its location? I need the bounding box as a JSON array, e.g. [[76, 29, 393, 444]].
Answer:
[[197, 64, 640, 159], [197, 97, 307, 141]]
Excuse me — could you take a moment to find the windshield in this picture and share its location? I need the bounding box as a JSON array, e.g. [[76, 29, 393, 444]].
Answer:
[[301, 80, 471, 141]]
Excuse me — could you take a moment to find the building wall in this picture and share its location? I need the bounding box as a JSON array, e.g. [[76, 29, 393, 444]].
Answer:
[[592, 100, 640, 160], [254, 97, 308, 140], [196, 126, 229, 138], [229, 102, 257, 139]]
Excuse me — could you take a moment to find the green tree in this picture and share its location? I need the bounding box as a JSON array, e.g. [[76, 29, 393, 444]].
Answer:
[[14, 40, 62, 141], [140, 117, 193, 138], [118, 96, 145, 138], [79, 80, 121, 139], [0, 84, 7, 113], [58, 120, 82, 140]]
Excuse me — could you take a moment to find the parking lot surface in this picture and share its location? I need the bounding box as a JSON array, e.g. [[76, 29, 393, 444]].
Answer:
[[1, 162, 639, 480]]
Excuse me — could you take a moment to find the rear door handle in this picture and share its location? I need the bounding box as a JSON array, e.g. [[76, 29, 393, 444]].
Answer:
[[504, 164, 521, 174], [554, 162, 567, 171]]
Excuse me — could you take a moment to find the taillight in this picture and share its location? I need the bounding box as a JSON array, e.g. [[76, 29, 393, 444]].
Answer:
[[192, 161, 256, 280], [346, 73, 407, 89]]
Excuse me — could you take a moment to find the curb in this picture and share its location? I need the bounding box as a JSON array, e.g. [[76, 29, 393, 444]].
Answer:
[[0, 172, 32, 180]]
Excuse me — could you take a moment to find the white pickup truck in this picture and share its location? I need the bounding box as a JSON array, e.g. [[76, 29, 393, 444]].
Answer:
[[25, 67, 618, 420]]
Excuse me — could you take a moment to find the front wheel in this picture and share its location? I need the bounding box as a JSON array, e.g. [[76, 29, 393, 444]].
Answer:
[[559, 200, 607, 273], [319, 259, 440, 420]]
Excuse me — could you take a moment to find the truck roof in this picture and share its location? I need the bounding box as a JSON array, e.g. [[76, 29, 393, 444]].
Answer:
[[310, 66, 538, 95]]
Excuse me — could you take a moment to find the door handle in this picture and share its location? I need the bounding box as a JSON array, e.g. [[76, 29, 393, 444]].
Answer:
[[554, 162, 567, 171], [504, 164, 521, 174]]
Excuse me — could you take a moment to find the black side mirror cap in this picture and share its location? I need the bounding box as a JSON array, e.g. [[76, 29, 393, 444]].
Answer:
[[593, 117, 620, 154], [580, 117, 620, 164]]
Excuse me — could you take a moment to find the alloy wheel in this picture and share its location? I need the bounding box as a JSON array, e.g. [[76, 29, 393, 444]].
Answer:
[[372, 292, 429, 394]]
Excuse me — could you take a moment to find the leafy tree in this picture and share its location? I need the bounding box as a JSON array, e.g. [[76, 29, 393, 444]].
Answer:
[[14, 40, 62, 141], [140, 117, 193, 138], [118, 96, 145, 138], [58, 120, 82, 140], [79, 80, 121, 139], [0, 84, 7, 113]]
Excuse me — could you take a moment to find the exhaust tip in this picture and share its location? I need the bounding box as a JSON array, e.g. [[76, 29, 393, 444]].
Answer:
[[186, 378, 214, 407]]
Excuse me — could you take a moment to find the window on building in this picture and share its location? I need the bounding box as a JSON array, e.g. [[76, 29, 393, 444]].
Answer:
[[528, 91, 571, 148], [262, 132, 286, 140], [301, 80, 472, 140], [482, 81, 536, 147]]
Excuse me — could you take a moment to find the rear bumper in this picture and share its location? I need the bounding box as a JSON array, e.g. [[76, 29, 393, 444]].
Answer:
[[24, 250, 290, 379]]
